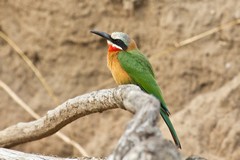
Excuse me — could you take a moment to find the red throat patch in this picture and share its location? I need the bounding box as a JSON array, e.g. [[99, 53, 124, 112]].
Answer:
[[108, 44, 121, 52]]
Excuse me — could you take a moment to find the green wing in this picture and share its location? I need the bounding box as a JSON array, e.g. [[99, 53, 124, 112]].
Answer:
[[118, 49, 181, 148], [118, 49, 169, 114]]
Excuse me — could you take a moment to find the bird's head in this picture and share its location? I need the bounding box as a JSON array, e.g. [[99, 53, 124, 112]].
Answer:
[[91, 30, 138, 52]]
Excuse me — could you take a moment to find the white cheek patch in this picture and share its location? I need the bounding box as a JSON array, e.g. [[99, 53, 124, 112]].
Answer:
[[107, 40, 123, 50]]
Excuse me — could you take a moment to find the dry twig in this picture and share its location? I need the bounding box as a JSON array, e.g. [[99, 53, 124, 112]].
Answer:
[[0, 31, 58, 104], [0, 31, 88, 156], [152, 18, 240, 59], [0, 80, 88, 156], [174, 19, 240, 47]]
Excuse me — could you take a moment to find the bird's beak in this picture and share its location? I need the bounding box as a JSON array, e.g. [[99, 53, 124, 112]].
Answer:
[[90, 30, 113, 42]]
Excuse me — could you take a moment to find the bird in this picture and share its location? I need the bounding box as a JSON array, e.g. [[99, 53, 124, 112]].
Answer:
[[91, 30, 181, 149]]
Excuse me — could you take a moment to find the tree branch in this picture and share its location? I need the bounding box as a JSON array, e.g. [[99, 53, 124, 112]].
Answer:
[[0, 79, 88, 156], [108, 87, 181, 160], [0, 148, 105, 160], [0, 85, 139, 148], [0, 85, 204, 159]]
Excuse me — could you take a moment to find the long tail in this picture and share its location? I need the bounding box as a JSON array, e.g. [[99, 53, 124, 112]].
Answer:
[[160, 109, 181, 149]]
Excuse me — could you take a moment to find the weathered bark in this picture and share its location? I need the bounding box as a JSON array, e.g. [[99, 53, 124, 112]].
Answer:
[[0, 148, 105, 160], [0, 85, 205, 160], [108, 89, 181, 160], [0, 148, 206, 160], [0, 85, 134, 148]]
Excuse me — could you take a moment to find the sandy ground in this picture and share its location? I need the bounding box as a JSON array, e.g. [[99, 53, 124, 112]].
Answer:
[[0, 0, 239, 159]]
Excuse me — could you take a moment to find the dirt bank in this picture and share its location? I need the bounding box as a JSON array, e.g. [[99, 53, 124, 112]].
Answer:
[[0, 0, 239, 159]]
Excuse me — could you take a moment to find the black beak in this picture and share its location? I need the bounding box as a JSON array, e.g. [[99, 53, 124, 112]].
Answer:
[[90, 30, 113, 42], [91, 30, 128, 51]]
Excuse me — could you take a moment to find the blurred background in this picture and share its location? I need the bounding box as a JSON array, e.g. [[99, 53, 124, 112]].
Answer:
[[0, 0, 239, 160]]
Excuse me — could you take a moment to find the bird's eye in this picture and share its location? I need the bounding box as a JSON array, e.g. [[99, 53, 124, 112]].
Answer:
[[113, 39, 127, 51]]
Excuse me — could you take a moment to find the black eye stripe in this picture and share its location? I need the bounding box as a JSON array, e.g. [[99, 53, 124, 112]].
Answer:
[[112, 39, 127, 51]]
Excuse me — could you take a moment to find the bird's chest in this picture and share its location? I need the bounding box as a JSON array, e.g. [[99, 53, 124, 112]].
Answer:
[[107, 52, 132, 85]]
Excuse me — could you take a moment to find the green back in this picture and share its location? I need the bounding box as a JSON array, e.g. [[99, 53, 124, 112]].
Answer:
[[118, 49, 181, 148], [118, 49, 169, 114]]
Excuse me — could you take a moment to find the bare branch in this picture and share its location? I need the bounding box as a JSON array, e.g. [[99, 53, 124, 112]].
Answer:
[[0, 148, 205, 160], [109, 89, 181, 160], [0, 148, 105, 160], [0, 85, 139, 148], [0, 85, 206, 159], [0, 79, 88, 156]]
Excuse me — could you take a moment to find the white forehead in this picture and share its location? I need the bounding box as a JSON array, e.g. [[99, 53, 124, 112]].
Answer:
[[111, 32, 130, 45]]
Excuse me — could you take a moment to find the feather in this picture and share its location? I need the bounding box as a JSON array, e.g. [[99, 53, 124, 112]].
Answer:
[[117, 49, 181, 148]]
